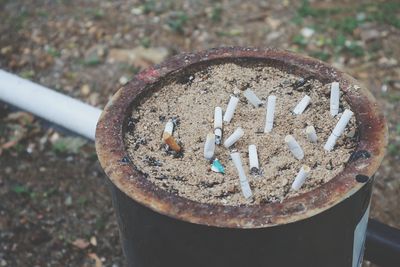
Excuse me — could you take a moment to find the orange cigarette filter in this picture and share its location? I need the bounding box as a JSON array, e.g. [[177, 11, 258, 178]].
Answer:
[[162, 133, 181, 152]]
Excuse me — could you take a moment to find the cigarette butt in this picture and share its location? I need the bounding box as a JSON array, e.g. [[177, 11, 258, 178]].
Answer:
[[291, 165, 311, 190], [214, 107, 223, 144], [164, 119, 174, 135], [248, 144, 259, 173], [330, 82, 340, 116], [293, 95, 311, 115], [230, 152, 253, 199], [204, 133, 216, 160], [243, 89, 263, 107], [214, 128, 222, 145], [285, 135, 304, 160], [224, 127, 244, 148], [163, 133, 181, 152], [214, 107, 223, 129], [306, 126, 318, 143], [223, 96, 239, 123], [324, 109, 353, 151], [264, 95, 276, 133]]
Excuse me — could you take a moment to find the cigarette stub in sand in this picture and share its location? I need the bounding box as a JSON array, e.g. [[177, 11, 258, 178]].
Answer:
[[306, 125, 318, 143], [214, 107, 223, 145], [248, 144, 259, 173], [162, 120, 181, 152], [204, 133, 216, 160], [243, 89, 263, 107], [330, 82, 340, 116], [163, 133, 181, 152], [293, 95, 311, 115], [291, 165, 311, 191], [285, 135, 304, 160], [230, 152, 253, 199], [223, 96, 239, 123], [324, 109, 354, 151], [163, 119, 174, 136], [264, 95, 276, 133], [224, 127, 244, 148]]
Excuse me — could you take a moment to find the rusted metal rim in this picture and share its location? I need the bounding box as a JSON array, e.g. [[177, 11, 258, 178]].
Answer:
[[95, 47, 387, 229]]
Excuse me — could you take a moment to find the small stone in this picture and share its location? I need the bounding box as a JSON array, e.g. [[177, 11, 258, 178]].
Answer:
[[119, 76, 129, 85], [1, 46, 12, 55], [64, 195, 72, 206], [80, 84, 91, 96], [301, 27, 314, 38], [88, 92, 100, 106]]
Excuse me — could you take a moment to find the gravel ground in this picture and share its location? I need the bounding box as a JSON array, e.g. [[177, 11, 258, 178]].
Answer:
[[1, 0, 399, 266]]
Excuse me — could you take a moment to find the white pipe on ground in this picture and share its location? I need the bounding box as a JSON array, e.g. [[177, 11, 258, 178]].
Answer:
[[0, 70, 102, 140]]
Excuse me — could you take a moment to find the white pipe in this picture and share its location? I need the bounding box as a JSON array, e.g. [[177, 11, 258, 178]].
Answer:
[[0, 70, 102, 140]]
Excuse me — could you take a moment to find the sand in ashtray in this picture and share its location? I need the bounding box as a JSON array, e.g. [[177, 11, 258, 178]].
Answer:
[[125, 63, 357, 206]]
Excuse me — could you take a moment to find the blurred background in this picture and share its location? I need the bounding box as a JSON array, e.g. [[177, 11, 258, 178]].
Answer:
[[0, 0, 399, 266]]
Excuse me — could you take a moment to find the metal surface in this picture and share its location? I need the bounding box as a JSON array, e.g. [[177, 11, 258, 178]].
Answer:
[[365, 219, 400, 266], [96, 47, 387, 229]]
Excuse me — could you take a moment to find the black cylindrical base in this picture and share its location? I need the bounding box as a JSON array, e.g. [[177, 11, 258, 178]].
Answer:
[[108, 179, 372, 267]]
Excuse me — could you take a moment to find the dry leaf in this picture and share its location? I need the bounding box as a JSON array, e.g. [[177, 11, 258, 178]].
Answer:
[[88, 253, 102, 267], [90, 236, 97, 246], [72, 238, 90, 249]]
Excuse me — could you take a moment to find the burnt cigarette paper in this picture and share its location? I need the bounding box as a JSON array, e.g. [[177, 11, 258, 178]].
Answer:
[[264, 95, 276, 133], [243, 89, 263, 107], [230, 152, 253, 199], [163, 119, 174, 136], [330, 82, 340, 116], [293, 95, 311, 115], [291, 165, 311, 190], [306, 126, 318, 143], [214, 107, 223, 144], [204, 133, 216, 160], [223, 96, 239, 123], [285, 135, 304, 160], [248, 144, 259, 173], [324, 109, 353, 151], [224, 127, 244, 148]]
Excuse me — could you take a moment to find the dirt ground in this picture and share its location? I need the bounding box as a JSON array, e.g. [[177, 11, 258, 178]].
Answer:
[[0, 0, 399, 266]]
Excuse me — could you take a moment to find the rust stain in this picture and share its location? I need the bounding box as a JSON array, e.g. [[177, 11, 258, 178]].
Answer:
[[95, 47, 388, 229]]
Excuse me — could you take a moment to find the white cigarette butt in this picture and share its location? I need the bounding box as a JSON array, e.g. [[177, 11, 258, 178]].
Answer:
[[214, 128, 222, 145], [306, 126, 318, 143], [248, 144, 259, 173], [330, 82, 340, 116], [293, 95, 311, 115], [224, 127, 244, 148], [264, 95, 276, 133], [204, 133, 216, 160], [291, 165, 311, 191], [214, 107, 223, 144], [223, 96, 239, 123], [324, 109, 354, 151], [243, 89, 263, 107], [285, 135, 304, 160], [231, 152, 253, 199], [164, 120, 174, 135]]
